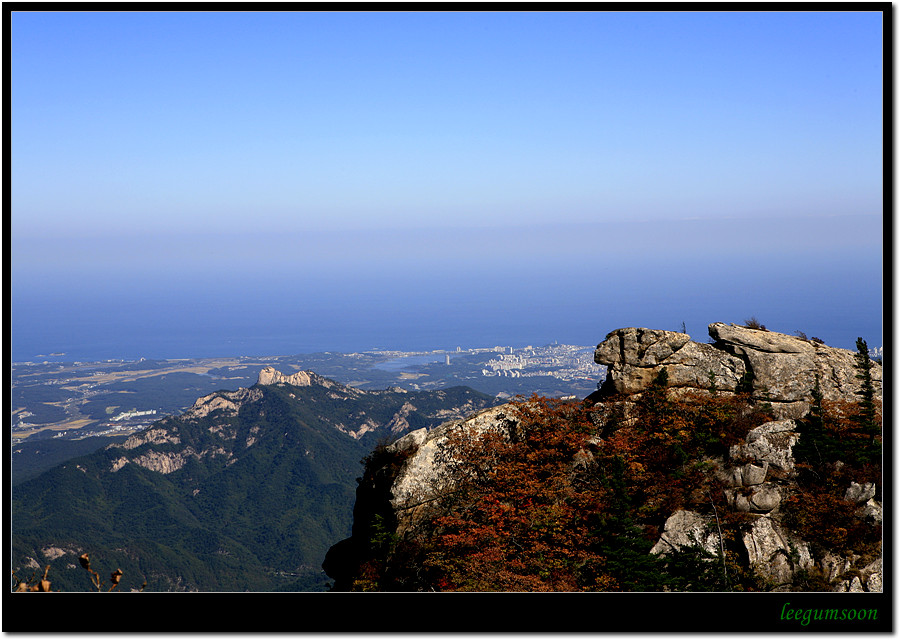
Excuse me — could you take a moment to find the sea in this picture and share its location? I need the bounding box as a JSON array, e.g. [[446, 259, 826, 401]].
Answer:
[[10, 225, 885, 366], [10, 276, 606, 362], [11, 266, 884, 365]]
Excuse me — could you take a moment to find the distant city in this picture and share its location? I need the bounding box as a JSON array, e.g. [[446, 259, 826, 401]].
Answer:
[[357, 343, 600, 381], [480, 344, 599, 380]]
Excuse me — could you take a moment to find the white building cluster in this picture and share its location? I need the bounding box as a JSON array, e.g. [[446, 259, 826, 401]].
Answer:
[[111, 409, 157, 422], [481, 344, 603, 381]]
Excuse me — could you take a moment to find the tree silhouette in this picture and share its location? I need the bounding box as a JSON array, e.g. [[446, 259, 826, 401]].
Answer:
[[854, 337, 879, 445]]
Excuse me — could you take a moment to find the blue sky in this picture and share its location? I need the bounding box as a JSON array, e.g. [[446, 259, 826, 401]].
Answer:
[[10, 10, 885, 357]]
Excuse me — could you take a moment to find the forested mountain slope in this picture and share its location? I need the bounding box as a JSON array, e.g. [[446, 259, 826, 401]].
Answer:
[[11, 368, 499, 592]]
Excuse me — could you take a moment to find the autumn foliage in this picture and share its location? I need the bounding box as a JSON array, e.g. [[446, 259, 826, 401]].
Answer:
[[786, 389, 882, 559], [419, 398, 611, 591], [341, 352, 881, 592], [347, 379, 778, 591]]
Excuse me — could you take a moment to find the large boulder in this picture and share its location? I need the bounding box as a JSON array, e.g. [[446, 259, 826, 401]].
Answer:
[[649, 510, 721, 557], [725, 483, 782, 513], [741, 516, 813, 587], [730, 419, 799, 472], [594, 327, 747, 396], [595, 323, 882, 419], [386, 404, 518, 536]]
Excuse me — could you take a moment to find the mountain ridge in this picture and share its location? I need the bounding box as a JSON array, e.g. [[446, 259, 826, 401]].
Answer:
[[11, 369, 501, 591]]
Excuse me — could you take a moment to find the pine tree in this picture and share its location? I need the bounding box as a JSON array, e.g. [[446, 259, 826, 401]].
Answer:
[[591, 456, 669, 591], [854, 337, 879, 445], [793, 373, 834, 467]]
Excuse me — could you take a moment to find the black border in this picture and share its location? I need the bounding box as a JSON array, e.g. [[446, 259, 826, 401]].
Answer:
[[4, 591, 894, 632], [5, 1, 893, 635]]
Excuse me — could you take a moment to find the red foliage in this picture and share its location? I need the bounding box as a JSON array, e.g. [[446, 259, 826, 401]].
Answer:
[[418, 397, 610, 591], [347, 384, 879, 592]]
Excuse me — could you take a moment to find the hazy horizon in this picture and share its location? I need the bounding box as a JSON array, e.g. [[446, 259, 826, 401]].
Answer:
[[10, 10, 885, 362]]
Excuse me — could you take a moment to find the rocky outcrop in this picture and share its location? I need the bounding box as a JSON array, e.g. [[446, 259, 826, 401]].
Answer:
[[845, 482, 883, 525], [730, 419, 799, 472], [595, 328, 744, 396], [118, 426, 182, 450], [327, 323, 882, 593], [257, 366, 315, 387], [650, 506, 816, 588], [595, 323, 882, 419], [110, 446, 232, 474], [322, 404, 519, 587], [741, 516, 813, 585], [650, 510, 721, 557], [653, 414, 883, 591], [183, 387, 263, 420], [385, 402, 417, 435], [256, 366, 358, 394], [386, 405, 517, 536]]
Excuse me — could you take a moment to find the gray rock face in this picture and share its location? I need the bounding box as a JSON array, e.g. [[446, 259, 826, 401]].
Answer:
[[725, 484, 782, 513], [730, 419, 799, 472], [863, 558, 883, 592], [595, 323, 882, 419], [844, 482, 877, 504], [110, 445, 231, 474], [256, 366, 355, 392], [118, 426, 183, 450], [741, 461, 770, 486], [859, 500, 883, 525], [832, 555, 883, 593], [387, 405, 518, 536], [595, 327, 747, 398], [842, 481, 882, 527], [719, 461, 769, 488], [741, 516, 812, 586], [649, 510, 721, 557], [709, 323, 812, 354], [184, 387, 264, 419], [257, 366, 315, 387]]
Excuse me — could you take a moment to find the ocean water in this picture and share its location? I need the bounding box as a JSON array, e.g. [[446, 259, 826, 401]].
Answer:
[[10, 250, 883, 363], [10, 277, 591, 361]]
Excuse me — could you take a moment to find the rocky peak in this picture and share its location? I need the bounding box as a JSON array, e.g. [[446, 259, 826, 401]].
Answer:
[[257, 366, 317, 387], [595, 323, 882, 419]]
